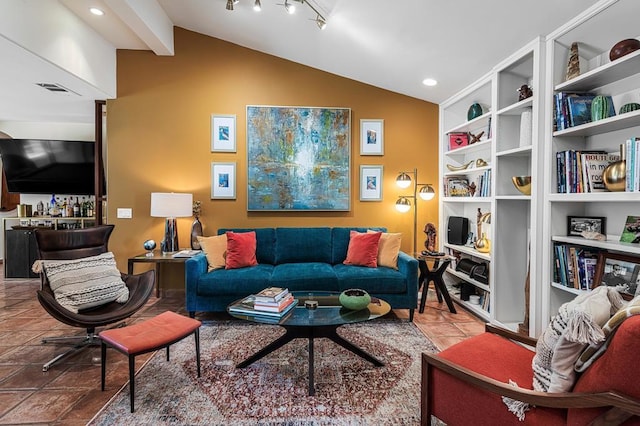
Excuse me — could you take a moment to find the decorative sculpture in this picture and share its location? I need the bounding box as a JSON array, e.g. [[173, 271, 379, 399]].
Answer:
[[517, 85, 533, 101], [566, 42, 580, 81], [446, 160, 474, 172], [424, 223, 437, 252], [469, 131, 484, 144]]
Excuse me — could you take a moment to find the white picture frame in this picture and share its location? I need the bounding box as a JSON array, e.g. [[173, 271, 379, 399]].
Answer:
[[211, 162, 236, 199], [360, 165, 383, 201], [360, 119, 384, 156], [211, 114, 236, 152]]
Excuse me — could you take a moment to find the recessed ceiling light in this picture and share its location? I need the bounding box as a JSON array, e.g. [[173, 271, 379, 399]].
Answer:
[[89, 7, 104, 16], [422, 78, 438, 87]]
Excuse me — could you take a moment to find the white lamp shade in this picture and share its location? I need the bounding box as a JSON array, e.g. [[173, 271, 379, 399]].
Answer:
[[150, 192, 193, 218], [395, 197, 411, 213]]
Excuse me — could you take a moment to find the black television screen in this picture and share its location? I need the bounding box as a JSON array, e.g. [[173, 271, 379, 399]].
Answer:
[[0, 139, 102, 195]]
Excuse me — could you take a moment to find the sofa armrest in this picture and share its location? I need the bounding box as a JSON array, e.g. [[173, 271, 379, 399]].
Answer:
[[185, 253, 208, 313], [397, 251, 419, 307]]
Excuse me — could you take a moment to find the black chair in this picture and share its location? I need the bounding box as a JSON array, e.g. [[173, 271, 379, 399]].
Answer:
[[34, 225, 155, 371]]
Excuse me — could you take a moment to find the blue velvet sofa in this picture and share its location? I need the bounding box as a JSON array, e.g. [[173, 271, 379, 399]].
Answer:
[[185, 227, 419, 320]]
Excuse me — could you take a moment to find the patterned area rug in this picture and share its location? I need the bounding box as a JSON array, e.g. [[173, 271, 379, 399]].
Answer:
[[89, 319, 437, 425]]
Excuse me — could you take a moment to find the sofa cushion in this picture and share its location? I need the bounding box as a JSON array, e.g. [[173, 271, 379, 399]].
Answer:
[[334, 263, 407, 294], [197, 234, 227, 271], [271, 263, 339, 291], [196, 264, 274, 296], [218, 228, 276, 264], [331, 227, 386, 264], [369, 230, 402, 270], [225, 231, 258, 269], [343, 230, 381, 267], [275, 227, 332, 264]]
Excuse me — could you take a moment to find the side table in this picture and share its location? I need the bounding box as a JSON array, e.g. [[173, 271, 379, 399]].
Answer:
[[128, 251, 190, 298], [416, 255, 457, 314]]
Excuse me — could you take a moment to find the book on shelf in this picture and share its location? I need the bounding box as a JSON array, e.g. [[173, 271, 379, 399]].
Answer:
[[625, 137, 640, 192], [553, 92, 596, 131], [556, 150, 619, 193], [553, 242, 601, 290], [444, 176, 470, 197], [254, 293, 296, 313], [228, 295, 298, 317], [254, 286, 289, 303]]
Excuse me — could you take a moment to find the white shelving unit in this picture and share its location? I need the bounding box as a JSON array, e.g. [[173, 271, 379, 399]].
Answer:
[[542, 0, 640, 326], [439, 38, 545, 334]]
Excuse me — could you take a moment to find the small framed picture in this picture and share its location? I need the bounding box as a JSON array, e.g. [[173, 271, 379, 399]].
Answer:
[[359, 165, 383, 201], [211, 114, 236, 152], [360, 119, 384, 155], [211, 162, 236, 199], [594, 252, 640, 298], [620, 215, 640, 244], [567, 216, 606, 237], [448, 132, 469, 151]]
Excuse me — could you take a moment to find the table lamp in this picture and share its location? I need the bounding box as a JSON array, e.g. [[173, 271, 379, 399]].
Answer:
[[150, 192, 193, 253]]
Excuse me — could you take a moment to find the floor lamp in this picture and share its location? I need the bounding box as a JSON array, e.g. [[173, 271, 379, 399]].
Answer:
[[395, 168, 435, 255], [150, 192, 193, 253]]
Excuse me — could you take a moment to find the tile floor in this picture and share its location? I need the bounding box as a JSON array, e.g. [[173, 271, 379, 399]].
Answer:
[[0, 266, 484, 425]]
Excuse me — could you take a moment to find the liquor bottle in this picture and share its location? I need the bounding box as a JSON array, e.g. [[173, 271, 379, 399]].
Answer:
[[67, 198, 74, 218], [81, 197, 87, 217], [50, 194, 56, 215], [87, 197, 94, 217], [61, 198, 67, 217], [73, 197, 80, 217]]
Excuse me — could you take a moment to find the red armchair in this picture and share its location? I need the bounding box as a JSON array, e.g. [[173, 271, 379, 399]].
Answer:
[[421, 321, 640, 425]]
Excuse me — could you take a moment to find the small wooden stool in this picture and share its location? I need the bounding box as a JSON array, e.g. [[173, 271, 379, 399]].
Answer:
[[99, 311, 202, 412]]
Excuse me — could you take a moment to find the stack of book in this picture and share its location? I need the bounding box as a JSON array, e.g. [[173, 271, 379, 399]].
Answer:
[[553, 243, 600, 290], [228, 287, 297, 318]]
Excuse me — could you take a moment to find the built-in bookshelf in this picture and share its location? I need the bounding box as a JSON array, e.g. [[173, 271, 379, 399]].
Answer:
[[541, 0, 640, 324]]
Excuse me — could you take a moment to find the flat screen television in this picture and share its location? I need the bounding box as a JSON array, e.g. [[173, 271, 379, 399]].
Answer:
[[0, 139, 103, 195]]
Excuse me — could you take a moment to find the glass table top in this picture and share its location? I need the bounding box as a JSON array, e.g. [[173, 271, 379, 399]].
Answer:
[[227, 291, 391, 327]]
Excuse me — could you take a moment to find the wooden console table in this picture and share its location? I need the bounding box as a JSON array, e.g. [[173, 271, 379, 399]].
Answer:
[[127, 251, 189, 297]]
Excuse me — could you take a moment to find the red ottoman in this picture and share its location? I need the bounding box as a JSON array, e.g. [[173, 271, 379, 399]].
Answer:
[[99, 311, 202, 412]]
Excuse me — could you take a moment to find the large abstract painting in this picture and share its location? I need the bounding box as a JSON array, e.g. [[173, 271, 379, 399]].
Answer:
[[246, 106, 351, 211]]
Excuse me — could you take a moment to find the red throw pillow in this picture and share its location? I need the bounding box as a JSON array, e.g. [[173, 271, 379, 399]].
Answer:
[[225, 231, 258, 269], [343, 231, 382, 267]]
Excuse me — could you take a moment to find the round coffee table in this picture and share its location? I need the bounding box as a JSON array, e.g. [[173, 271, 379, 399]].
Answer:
[[227, 291, 391, 395]]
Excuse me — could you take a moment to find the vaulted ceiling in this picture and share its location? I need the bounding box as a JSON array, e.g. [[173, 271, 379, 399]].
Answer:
[[0, 0, 598, 123]]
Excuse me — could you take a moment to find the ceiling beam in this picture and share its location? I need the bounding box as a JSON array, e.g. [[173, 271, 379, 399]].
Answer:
[[104, 0, 174, 56]]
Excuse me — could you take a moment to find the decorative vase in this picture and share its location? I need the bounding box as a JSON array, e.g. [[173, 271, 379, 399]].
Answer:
[[609, 38, 640, 62], [467, 103, 483, 121], [519, 107, 533, 147], [620, 103, 640, 114], [339, 289, 371, 311], [190, 217, 203, 250], [603, 144, 626, 192], [591, 95, 614, 121], [475, 232, 491, 253]]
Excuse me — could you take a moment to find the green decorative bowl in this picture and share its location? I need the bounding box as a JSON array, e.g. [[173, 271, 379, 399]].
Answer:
[[339, 289, 371, 311]]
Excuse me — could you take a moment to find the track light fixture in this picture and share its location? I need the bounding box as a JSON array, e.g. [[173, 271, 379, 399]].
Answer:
[[284, 0, 295, 14], [226, 0, 327, 30], [315, 14, 326, 29]]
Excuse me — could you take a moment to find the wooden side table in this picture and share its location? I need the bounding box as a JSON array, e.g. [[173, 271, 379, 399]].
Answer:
[[416, 255, 457, 314], [127, 251, 190, 297]]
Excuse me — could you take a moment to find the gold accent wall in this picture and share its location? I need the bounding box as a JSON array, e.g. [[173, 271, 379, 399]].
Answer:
[[108, 28, 439, 285]]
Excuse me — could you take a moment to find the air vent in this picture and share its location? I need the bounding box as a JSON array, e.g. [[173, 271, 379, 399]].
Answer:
[[35, 83, 80, 95]]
